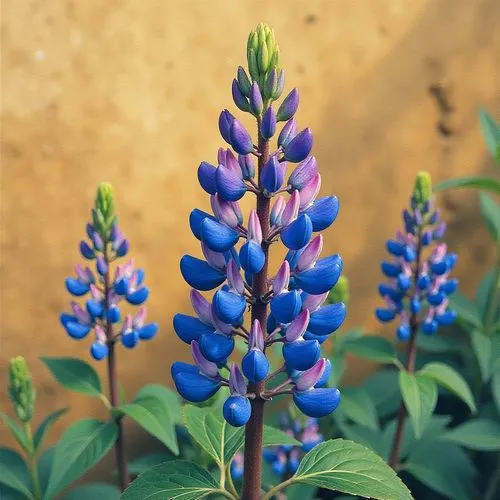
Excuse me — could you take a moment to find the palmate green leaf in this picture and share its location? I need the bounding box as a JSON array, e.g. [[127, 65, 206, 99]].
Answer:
[[40, 357, 102, 398], [341, 335, 397, 364], [0, 413, 30, 452], [262, 425, 301, 447], [116, 397, 179, 456], [288, 439, 412, 500], [478, 107, 500, 163], [479, 192, 500, 243], [43, 418, 118, 500], [184, 404, 244, 466], [339, 387, 379, 431], [63, 483, 120, 500], [419, 362, 476, 412], [447, 292, 482, 328], [34, 408, 68, 451], [399, 372, 437, 439], [0, 448, 33, 500], [439, 419, 500, 450], [121, 460, 223, 500], [135, 384, 182, 424], [433, 176, 500, 194]]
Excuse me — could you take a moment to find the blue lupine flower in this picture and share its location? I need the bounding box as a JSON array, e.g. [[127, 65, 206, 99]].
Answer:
[[172, 23, 344, 426], [60, 184, 157, 360], [376, 172, 458, 340]]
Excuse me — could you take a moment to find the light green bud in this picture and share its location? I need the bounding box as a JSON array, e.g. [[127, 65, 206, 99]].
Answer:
[[413, 171, 432, 209], [328, 276, 350, 305], [8, 357, 35, 423], [94, 182, 116, 240]]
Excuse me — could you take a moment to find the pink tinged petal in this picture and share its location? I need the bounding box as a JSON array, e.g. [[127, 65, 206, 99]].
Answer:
[[420, 261, 429, 275], [273, 261, 290, 295], [249, 319, 265, 351], [94, 324, 107, 343], [301, 292, 329, 312], [211, 195, 239, 228], [71, 301, 90, 324], [288, 156, 318, 190], [248, 210, 263, 244], [121, 314, 133, 334], [210, 306, 233, 334], [230, 202, 244, 226], [431, 243, 448, 262], [229, 364, 247, 395], [281, 190, 300, 227], [202, 243, 227, 271], [190, 289, 213, 324], [425, 308, 435, 322], [401, 262, 412, 277], [191, 340, 219, 378], [286, 309, 310, 342], [90, 284, 103, 301], [123, 259, 135, 278], [299, 173, 321, 210], [227, 260, 245, 295], [270, 196, 286, 226], [400, 310, 409, 325], [219, 148, 242, 178], [297, 235, 323, 272], [295, 358, 326, 391], [395, 230, 405, 243], [133, 307, 147, 329], [114, 264, 123, 281]]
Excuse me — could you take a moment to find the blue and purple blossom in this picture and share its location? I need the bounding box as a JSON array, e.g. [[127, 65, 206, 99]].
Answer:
[[376, 172, 458, 340], [60, 184, 158, 360]]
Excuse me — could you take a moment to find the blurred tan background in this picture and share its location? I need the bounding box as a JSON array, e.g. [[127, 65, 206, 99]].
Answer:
[[1, 0, 499, 480]]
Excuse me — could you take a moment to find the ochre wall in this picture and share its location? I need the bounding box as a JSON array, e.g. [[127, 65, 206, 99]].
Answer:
[[1, 0, 498, 480]]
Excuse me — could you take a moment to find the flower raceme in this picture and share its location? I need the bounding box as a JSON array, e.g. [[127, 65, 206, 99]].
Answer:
[[172, 23, 345, 427], [375, 172, 458, 340], [60, 184, 158, 360]]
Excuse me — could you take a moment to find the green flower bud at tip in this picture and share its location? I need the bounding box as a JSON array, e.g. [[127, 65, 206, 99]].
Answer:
[[94, 182, 116, 239], [8, 356, 35, 423], [413, 171, 432, 209], [328, 276, 349, 305]]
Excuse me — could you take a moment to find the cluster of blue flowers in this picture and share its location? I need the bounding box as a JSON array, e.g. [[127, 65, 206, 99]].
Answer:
[[171, 24, 345, 427], [60, 184, 158, 360], [231, 411, 323, 479], [376, 172, 458, 340]]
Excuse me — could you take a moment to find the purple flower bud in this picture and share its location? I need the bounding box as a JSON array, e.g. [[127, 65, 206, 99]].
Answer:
[[249, 82, 264, 115], [297, 235, 323, 271], [190, 290, 213, 325], [197, 162, 218, 195], [211, 195, 241, 228], [433, 222, 447, 240], [238, 154, 255, 180], [201, 243, 227, 270], [191, 340, 219, 378], [116, 239, 129, 257], [283, 128, 313, 163], [270, 196, 286, 226], [200, 218, 240, 253], [276, 88, 299, 122], [230, 120, 254, 155], [227, 259, 245, 295], [261, 156, 286, 193], [109, 224, 118, 242], [232, 79, 250, 112], [301, 292, 329, 312], [275, 69, 285, 99], [71, 301, 91, 324], [96, 255, 107, 276], [278, 118, 298, 148], [299, 173, 321, 210], [295, 359, 326, 391], [264, 69, 278, 99], [219, 109, 235, 145], [215, 165, 247, 202], [273, 261, 290, 295], [248, 320, 265, 351], [289, 156, 318, 190], [286, 309, 310, 342], [74, 265, 95, 285], [260, 107, 277, 139], [229, 364, 247, 396], [80, 241, 95, 259], [281, 191, 300, 227], [247, 209, 263, 243], [92, 232, 104, 251]]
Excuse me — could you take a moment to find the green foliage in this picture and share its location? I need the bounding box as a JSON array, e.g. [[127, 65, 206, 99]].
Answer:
[[262, 425, 301, 447], [478, 107, 500, 163], [433, 176, 500, 194], [439, 419, 500, 450], [33, 408, 68, 452], [0, 413, 30, 452], [8, 357, 36, 424], [338, 387, 379, 431], [342, 335, 398, 364], [0, 448, 32, 500], [63, 483, 120, 500], [127, 453, 173, 476], [479, 192, 500, 243]]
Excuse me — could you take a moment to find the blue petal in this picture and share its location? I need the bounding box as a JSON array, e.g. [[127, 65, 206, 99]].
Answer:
[[223, 395, 251, 427], [107, 305, 121, 323], [283, 339, 320, 371], [315, 359, 331, 388], [86, 299, 104, 319], [439, 279, 458, 295], [303, 197, 339, 232], [294, 255, 343, 295], [216, 167, 247, 201], [60, 313, 77, 327], [64, 321, 91, 340], [213, 290, 247, 325], [436, 310, 456, 325], [197, 162, 218, 195], [173, 314, 215, 344], [65, 278, 90, 296], [189, 209, 216, 240], [90, 343, 109, 360], [417, 275, 431, 290], [261, 157, 285, 193], [303, 331, 329, 344], [386, 240, 404, 256], [378, 284, 403, 302], [80, 241, 95, 259], [281, 214, 312, 250], [200, 218, 240, 252], [270, 290, 302, 324], [239, 241, 265, 274], [114, 277, 129, 296], [308, 303, 346, 336], [397, 324, 411, 341], [283, 128, 313, 163], [422, 320, 438, 335], [266, 314, 278, 333], [122, 331, 139, 348], [375, 308, 396, 322], [199, 333, 235, 363], [242, 350, 269, 383], [126, 287, 149, 305], [397, 274, 411, 292], [293, 388, 341, 417], [427, 292, 445, 306], [171, 361, 199, 378], [172, 369, 221, 403], [138, 323, 158, 340], [410, 298, 421, 314], [381, 262, 402, 278], [180, 255, 226, 291], [430, 261, 448, 275]]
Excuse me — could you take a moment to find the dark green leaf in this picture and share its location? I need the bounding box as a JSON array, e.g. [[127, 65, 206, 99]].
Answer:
[[40, 357, 102, 398], [479, 192, 500, 243], [289, 439, 412, 499], [117, 397, 179, 456], [328, 351, 346, 387], [134, 384, 182, 424], [339, 387, 379, 431], [0, 448, 32, 499], [476, 268, 499, 322], [471, 329, 493, 382], [381, 419, 415, 462], [262, 425, 301, 447], [433, 176, 500, 194], [416, 333, 458, 353], [0, 413, 29, 452], [403, 415, 452, 458], [284, 482, 318, 500], [492, 370, 500, 414], [447, 293, 482, 328], [121, 460, 221, 500], [335, 420, 386, 458], [63, 483, 120, 500], [362, 370, 401, 418], [479, 107, 500, 162], [342, 335, 397, 364], [440, 419, 500, 450], [43, 418, 118, 500], [38, 447, 55, 497], [128, 453, 173, 475], [419, 362, 476, 412], [34, 408, 68, 451]]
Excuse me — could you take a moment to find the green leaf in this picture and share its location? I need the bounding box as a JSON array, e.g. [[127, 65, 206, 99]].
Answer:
[[289, 439, 412, 499], [262, 425, 301, 447], [122, 460, 221, 500], [0, 448, 32, 500], [134, 384, 182, 424], [433, 176, 500, 194], [479, 192, 500, 242], [362, 370, 401, 419], [116, 397, 179, 456], [184, 404, 244, 466], [34, 408, 68, 451], [399, 371, 437, 438], [447, 292, 482, 328], [43, 418, 118, 500], [492, 370, 500, 414], [128, 453, 173, 475], [439, 419, 500, 450], [38, 447, 55, 497], [63, 483, 120, 500], [335, 420, 386, 458], [342, 335, 397, 364], [381, 419, 415, 462], [479, 107, 500, 162], [416, 333, 459, 353], [0, 413, 29, 452], [40, 357, 102, 398], [328, 351, 346, 387], [471, 329, 493, 381], [476, 268, 498, 321], [419, 362, 476, 412], [339, 387, 379, 431], [284, 483, 318, 500]]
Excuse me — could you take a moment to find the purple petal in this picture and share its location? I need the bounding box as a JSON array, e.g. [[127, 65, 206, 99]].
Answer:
[[191, 340, 219, 378], [247, 209, 263, 243], [190, 290, 213, 325], [273, 261, 290, 295], [299, 173, 321, 210], [289, 156, 318, 190], [229, 364, 247, 396], [286, 309, 310, 342], [295, 359, 326, 391], [227, 259, 245, 295], [297, 235, 323, 271], [281, 190, 300, 227]]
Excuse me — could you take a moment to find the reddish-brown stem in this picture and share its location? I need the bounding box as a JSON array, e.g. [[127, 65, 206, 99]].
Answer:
[[104, 247, 130, 491], [242, 121, 270, 500]]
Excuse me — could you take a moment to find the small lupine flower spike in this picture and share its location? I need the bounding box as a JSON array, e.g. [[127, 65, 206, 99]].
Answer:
[[173, 23, 345, 426], [61, 183, 158, 360], [376, 171, 458, 341]]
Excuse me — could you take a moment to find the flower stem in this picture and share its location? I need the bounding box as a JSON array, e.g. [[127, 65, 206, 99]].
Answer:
[[104, 247, 130, 491], [242, 119, 270, 500], [23, 422, 42, 500]]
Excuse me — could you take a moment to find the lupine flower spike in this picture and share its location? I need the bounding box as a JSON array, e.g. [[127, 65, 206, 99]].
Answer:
[[376, 171, 458, 340], [60, 183, 158, 360]]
